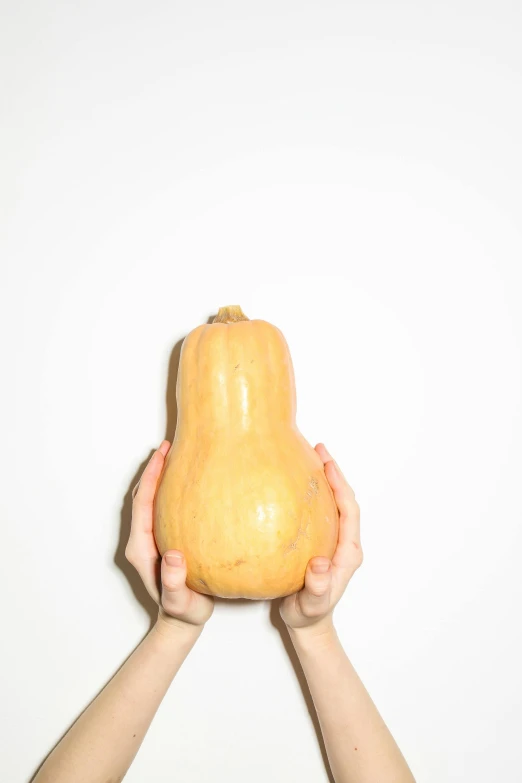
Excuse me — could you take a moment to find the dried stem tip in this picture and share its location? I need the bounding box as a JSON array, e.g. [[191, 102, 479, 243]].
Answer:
[[213, 305, 250, 324]]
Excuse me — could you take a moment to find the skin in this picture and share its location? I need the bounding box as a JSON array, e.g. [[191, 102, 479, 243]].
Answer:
[[281, 444, 416, 783], [33, 441, 415, 783]]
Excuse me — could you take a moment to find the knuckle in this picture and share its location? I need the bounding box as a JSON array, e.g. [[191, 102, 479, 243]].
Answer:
[[161, 593, 183, 614], [308, 584, 329, 598], [303, 602, 327, 617], [162, 575, 181, 593]]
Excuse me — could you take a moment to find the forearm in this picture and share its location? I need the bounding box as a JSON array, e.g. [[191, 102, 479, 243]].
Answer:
[[289, 622, 415, 783], [34, 616, 202, 783]]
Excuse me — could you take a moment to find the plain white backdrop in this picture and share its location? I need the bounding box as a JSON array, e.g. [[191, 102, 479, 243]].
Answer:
[[1, 1, 522, 781]]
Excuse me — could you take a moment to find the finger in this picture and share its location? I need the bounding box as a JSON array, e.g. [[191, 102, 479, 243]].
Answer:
[[315, 444, 358, 523], [160, 551, 192, 616], [158, 439, 171, 457], [327, 469, 362, 573], [297, 557, 333, 617], [133, 446, 170, 520], [130, 446, 169, 548], [316, 447, 362, 571], [126, 443, 171, 600], [131, 441, 170, 498], [315, 442, 333, 463], [315, 443, 352, 489]]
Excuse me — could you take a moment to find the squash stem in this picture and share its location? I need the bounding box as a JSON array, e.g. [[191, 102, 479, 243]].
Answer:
[[213, 305, 249, 323]]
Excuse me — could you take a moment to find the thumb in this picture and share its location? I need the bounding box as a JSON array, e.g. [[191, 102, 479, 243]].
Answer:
[[160, 550, 192, 616], [298, 557, 333, 618]]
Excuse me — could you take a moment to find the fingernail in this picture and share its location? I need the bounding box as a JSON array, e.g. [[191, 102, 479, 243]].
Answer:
[[165, 553, 183, 567], [311, 559, 331, 574]]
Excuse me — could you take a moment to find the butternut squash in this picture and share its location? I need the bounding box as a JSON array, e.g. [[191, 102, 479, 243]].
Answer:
[[153, 305, 339, 599]]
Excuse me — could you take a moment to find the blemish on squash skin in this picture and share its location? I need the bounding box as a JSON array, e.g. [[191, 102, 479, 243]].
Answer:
[[284, 520, 310, 554], [221, 558, 247, 570], [197, 578, 208, 589], [234, 363, 240, 370], [304, 476, 319, 503]]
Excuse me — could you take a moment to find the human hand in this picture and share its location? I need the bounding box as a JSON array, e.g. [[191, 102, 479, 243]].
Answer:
[[125, 441, 214, 633], [279, 443, 362, 634]]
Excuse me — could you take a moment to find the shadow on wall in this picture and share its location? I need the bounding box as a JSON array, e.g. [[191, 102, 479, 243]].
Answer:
[[114, 335, 185, 630], [112, 311, 334, 783]]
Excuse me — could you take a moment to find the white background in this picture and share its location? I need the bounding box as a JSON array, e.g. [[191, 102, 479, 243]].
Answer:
[[2, 1, 522, 781]]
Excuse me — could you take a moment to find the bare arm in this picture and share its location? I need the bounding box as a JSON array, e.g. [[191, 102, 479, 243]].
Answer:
[[34, 441, 213, 783], [290, 622, 414, 783], [33, 616, 201, 783], [280, 444, 415, 783]]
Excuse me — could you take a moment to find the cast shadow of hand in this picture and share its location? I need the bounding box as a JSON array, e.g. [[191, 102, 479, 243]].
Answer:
[[113, 335, 184, 630], [114, 317, 334, 782]]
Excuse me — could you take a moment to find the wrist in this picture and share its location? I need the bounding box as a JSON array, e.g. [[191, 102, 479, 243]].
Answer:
[[287, 617, 338, 653], [152, 610, 204, 649]]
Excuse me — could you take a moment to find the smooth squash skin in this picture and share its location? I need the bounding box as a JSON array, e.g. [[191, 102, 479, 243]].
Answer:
[[153, 305, 339, 599]]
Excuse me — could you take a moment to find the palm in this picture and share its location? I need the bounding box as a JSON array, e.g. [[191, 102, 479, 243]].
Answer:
[[126, 441, 215, 627], [279, 443, 362, 629]]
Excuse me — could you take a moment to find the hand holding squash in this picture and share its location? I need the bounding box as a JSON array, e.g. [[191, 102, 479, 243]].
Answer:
[[279, 444, 363, 632], [126, 441, 214, 630]]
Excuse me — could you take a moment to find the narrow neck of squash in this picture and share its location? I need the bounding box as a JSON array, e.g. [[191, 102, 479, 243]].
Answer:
[[213, 305, 249, 324]]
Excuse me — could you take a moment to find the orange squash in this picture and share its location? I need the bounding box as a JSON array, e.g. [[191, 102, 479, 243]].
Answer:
[[153, 305, 339, 599]]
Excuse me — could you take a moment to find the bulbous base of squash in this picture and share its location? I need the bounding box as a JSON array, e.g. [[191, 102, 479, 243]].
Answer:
[[184, 563, 314, 600], [154, 433, 339, 601]]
